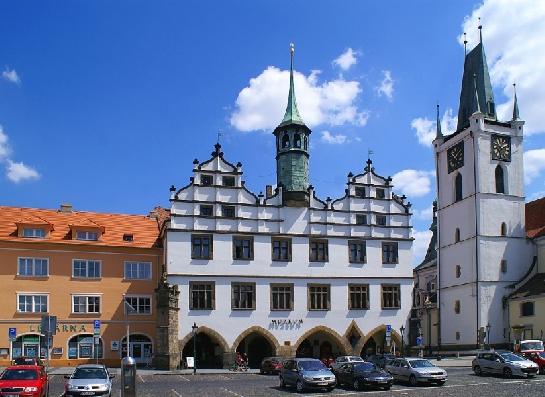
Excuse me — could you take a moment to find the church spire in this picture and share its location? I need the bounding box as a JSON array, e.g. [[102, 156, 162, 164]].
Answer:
[[279, 43, 305, 128], [512, 83, 520, 120], [436, 103, 443, 139]]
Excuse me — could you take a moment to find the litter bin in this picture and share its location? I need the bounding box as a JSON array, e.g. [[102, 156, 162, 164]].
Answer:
[[121, 356, 137, 397]]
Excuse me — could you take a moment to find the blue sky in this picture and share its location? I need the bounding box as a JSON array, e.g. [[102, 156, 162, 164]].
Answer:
[[1, 1, 545, 264]]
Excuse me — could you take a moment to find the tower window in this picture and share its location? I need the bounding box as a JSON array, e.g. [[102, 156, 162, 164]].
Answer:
[[455, 228, 460, 243], [454, 300, 461, 314], [488, 101, 495, 115], [376, 188, 386, 199], [376, 215, 387, 226], [222, 176, 235, 187], [201, 174, 213, 186], [501, 222, 507, 236], [294, 133, 301, 148], [455, 173, 463, 202], [355, 187, 365, 198], [501, 260, 507, 273], [282, 133, 290, 148], [304, 136, 308, 150], [355, 214, 367, 225], [455, 265, 461, 278], [200, 205, 213, 217], [495, 165, 505, 194]]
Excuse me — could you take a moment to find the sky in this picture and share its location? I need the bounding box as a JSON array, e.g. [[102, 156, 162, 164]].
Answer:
[[1, 0, 545, 265]]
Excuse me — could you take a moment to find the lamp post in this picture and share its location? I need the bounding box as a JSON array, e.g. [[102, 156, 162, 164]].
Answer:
[[424, 296, 433, 357], [192, 323, 198, 375], [486, 323, 491, 350], [399, 325, 405, 357]]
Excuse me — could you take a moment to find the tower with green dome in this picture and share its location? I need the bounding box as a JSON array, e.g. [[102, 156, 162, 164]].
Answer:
[[273, 44, 311, 207]]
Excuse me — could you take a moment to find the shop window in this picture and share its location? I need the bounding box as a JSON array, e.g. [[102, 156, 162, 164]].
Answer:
[[11, 334, 45, 359], [68, 335, 103, 359]]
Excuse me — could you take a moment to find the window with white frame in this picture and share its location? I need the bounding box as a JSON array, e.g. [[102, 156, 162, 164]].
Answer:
[[18, 258, 49, 277], [76, 230, 99, 241], [124, 262, 152, 280], [124, 296, 151, 314], [72, 295, 101, 313], [22, 228, 46, 238], [72, 260, 101, 278], [18, 294, 48, 313]]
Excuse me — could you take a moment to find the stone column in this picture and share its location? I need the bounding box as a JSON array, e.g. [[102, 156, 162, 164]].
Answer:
[[153, 282, 180, 370]]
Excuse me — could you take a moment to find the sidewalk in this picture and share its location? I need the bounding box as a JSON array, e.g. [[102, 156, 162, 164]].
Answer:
[[46, 367, 263, 376], [428, 356, 475, 367]]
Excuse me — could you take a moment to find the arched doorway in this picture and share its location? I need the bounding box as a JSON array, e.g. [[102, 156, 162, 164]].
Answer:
[[182, 333, 224, 369], [361, 337, 377, 358], [235, 333, 274, 369], [68, 334, 103, 359], [361, 326, 401, 356], [295, 328, 348, 360], [121, 334, 153, 365], [11, 334, 45, 359]]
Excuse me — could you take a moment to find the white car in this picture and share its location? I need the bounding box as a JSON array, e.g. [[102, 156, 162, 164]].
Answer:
[[472, 350, 539, 378], [330, 356, 365, 370]]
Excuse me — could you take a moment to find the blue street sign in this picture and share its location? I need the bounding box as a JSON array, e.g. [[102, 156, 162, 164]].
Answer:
[[416, 336, 423, 346], [8, 328, 16, 341], [386, 324, 392, 332], [93, 320, 101, 330]]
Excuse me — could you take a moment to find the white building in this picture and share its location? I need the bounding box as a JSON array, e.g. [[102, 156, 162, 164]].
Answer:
[[164, 47, 414, 368], [434, 32, 535, 350]]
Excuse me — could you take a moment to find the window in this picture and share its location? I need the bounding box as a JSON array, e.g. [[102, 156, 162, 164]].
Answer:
[[381, 284, 401, 309], [233, 236, 254, 260], [17, 294, 48, 313], [455, 265, 461, 278], [124, 262, 151, 280], [200, 174, 213, 186], [348, 284, 369, 310], [282, 133, 290, 148], [232, 282, 255, 310], [376, 188, 385, 199], [72, 295, 101, 314], [454, 300, 461, 314], [124, 296, 151, 314], [222, 176, 235, 187], [348, 240, 366, 263], [200, 205, 213, 217], [501, 260, 507, 273], [189, 282, 215, 310], [17, 258, 48, 277], [455, 228, 460, 243], [308, 284, 330, 310], [376, 215, 387, 226], [22, 228, 45, 238], [495, 165, 505, 193], [76, 231, 99, 241], [521, 301, 535, 317], [501, 222, 507, 237], [456, 332, 461, 341], [123, 234, 134, 242], [355, 214, 367, 225], [455, 173, 463, 202], [354, 187, 365, 198], [309, 239, 328, 262], [294, 133, 301, 148], [272, 238, 291, 261], [68, 335, 103, 359], [221, 205, 236, 218], [382, 242, 398, 264], [270, 284, 293, 310], [192, 234, 213, 259], [72, 260, 101, 278]]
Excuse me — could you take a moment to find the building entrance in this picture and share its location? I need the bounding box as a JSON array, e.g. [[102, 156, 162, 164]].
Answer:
[[182, 333, 224, 369], [296, 330, 346, 360], [236, 332, 274, 369], [121, 334, 153, 365]]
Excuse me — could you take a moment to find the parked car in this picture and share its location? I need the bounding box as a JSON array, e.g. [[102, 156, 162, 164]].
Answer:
[[260, 357, 284, 374], [330, 355, 365, 371], [521, 351, 545, 374], [386, 357, 447, 386], [0, 365, 48, 397], [472, 350, 539, 378], [64, 364, 115, 397], [279, 358, 336, 392], [332, 361, 393, 391], [12, 357, 45, 368], [368, 353, 396, 369], [518, 339, 544, 354]]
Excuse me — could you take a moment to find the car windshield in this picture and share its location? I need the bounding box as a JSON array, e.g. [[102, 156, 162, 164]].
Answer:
[[354, 363, 377, 372], [72, 368, 107, 379], [500, 353, 525, 362], [298, 361, 326, 371], [349, 356, 364, 361], [521, 341, 544, 351], [1, 369, 38, 380], [409, 360, 435, 368], [13, 358, 36, 365]]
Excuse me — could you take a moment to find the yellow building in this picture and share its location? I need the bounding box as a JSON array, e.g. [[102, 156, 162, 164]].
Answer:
[[0, 204, 164, 367]]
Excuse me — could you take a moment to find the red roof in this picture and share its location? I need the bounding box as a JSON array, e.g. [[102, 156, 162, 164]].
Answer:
[[526, 197, 545, 239]]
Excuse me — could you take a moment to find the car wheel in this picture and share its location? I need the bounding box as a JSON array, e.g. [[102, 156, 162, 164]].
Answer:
[[279, 376, 286, 388], [296, 380, 304, 393], [383, 385, 391, 391], [437, 380, 446, 386], [353, 379, 360, 390], [503, 368, 513, 379], [409, 374, 418, 386], [474, 365, 482, 376]]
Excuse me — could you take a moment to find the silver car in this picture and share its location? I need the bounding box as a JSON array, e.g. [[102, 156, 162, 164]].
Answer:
[[330, 355, 365, 371], [472, 350, 539, 378], [385, 358, 447, 386], [64, 364, 115, 397]]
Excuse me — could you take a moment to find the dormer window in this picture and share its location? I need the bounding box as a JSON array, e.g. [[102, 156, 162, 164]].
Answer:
[[354, 187, 365, 198], [22, 228, 46, 238], [76, 231, 99, 241], [123, 234, 134, 242], [376, 188, 385, 199], [222, 176, 235, 187], [200, 175, 213, 186]]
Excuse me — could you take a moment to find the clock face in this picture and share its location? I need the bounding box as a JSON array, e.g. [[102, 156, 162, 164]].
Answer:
[[447, 142, 464, 173], [491, 135, 511, 162]]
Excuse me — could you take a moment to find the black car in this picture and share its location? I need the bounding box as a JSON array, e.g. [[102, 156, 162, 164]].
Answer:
[[12, 356, 45, 368], [368, 354, 396, 369], [333, 362, 393, 391], [260, 357, 283, 374]]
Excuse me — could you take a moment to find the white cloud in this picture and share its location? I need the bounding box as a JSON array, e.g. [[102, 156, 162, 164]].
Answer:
[[230, 66, 368, 132], [376, 70, 394, 100], [392, 169, 435, 198], [6, 160, 40, 183], [460, 0, 545, 134], [411, 108, 457, 147], [414, 204, 434, 221], [320, 130, 348, 145], [0, 126, 11, 160], [2, 68, 20, 84], [524, 148, 545, 184], [333, 48, 358, 71], [413, 229, 433, 266]]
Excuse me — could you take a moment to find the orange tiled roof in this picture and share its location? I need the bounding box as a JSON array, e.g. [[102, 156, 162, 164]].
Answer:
[[0, 205, 165, 248], [526, 197, 545, 239]]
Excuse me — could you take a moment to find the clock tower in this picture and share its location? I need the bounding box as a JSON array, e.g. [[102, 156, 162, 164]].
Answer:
[[433, 30, 534, 350], [273, 44, 312, 207]]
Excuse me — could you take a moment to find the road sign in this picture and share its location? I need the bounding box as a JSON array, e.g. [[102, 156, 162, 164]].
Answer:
[[385, 324, 392, 336], [93, 320, 101, 336], [416, 336, 423, 346], [40, 315, 57, 335], [8, 328, 16, 341]]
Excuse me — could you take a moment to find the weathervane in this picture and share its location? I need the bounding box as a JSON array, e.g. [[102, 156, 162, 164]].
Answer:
[[217, 131, 223, 145], [463, 32, 468, 55], [478, 17, 483, 43]]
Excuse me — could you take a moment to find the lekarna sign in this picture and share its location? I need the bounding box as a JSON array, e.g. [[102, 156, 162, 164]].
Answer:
[[8, 328, 16, 341]]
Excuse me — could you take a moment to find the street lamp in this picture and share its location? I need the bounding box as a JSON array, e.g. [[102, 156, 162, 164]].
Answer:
[[486, 323, 491, 350], [192, 323, 198, 375], [423, 296, 433, 357], [399, 325, 405, 357]]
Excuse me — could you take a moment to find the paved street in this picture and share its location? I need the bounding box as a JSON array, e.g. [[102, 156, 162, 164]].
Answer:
[[46, 368, 545, 396]]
